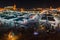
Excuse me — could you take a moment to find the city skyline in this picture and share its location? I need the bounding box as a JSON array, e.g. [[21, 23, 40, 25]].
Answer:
[[0, 0, 60, 8]]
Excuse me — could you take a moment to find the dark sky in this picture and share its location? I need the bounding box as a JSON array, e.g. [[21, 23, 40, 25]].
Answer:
[[0, 0, 60, 8]]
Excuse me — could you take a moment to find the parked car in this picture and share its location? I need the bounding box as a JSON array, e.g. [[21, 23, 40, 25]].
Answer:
[[38, 14, 60, 31]]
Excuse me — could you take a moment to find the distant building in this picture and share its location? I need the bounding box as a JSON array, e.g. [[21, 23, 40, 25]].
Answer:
[[4, 4, 16, 10], [0, 8, 4, 12]]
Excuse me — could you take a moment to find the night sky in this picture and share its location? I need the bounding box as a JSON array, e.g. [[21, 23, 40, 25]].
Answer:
[[0, 0, 60, 8]]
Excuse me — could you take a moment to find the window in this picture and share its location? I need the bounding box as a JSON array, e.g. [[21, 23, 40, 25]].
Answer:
[[41, 16, 47, 20], [4, 16, 16, 19], [47, 17, 55, 21], [41, 14, 47, 20], [44, 14, 53, 16]]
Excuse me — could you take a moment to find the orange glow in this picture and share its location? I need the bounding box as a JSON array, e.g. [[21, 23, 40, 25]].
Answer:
[[7, 32, 18, 40], [13, 4, 16, 10], [20, 8, 24, 12], [57, 7, 60, 11], [49, 6, 54, 11], [0, 8, 4, 11]]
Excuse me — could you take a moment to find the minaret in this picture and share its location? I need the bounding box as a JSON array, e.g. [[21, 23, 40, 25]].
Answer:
[[13, 4, 16, 10], [50, 6, 53, 10]]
